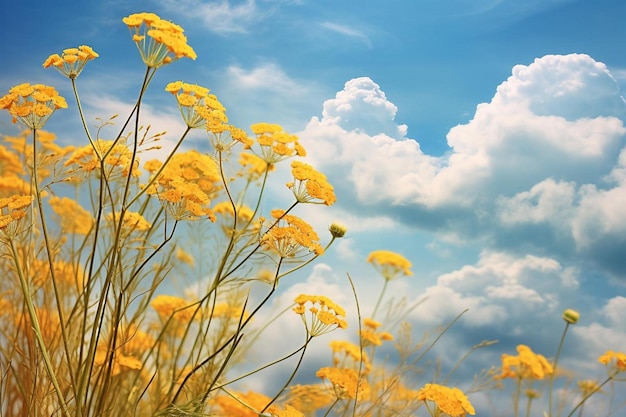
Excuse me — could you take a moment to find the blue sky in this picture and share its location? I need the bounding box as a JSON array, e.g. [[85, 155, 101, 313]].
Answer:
[[2, 0, 626, 414]]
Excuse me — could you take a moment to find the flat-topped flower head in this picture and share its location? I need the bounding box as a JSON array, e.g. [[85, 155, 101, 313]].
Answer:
[[293, 294, 347, 337], [416, 383, 475, 416], [498, 344, 554, 380], [0, 194, 34, 240], [316, 367, 370, 400], [144, 150, 220, 221], [287, 161, 336, 206], [0, 83, 67, 129], [43, 45, 99, 79], [250, 123, 305, 165], [367, 249, 413, 280], [123, 12, 196, 68], [49, 196, 93, 235], [260, 209, 324, 258], [598, 350, 626, 373]]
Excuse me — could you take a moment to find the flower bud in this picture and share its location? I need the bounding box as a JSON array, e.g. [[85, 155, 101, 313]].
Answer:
[[562, 309, 580, 324], [329, 221, 347, 238]]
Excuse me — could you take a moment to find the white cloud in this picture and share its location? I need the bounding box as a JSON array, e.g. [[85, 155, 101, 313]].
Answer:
[[225, 63, 307, 94], [320, 22, 372, 48], [299, 54, 626, 276], [162, 0, 258, 34], [415, 251, 574, 326]]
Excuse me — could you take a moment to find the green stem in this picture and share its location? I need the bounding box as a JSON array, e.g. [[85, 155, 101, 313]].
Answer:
[[9, 240, 71, 417], [566, 374, 614, 417], [370, 279, 389, 320], [549, 322, 571, 417], [260, 335, 314, 413]]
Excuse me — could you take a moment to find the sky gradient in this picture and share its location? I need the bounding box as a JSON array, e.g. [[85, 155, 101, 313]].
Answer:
[[1, 0, 626, 415]]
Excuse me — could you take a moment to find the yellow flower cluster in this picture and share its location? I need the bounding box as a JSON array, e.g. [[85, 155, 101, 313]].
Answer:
[[316, 367, 370, 400], [122, 12, 196, 67], [416, 383, 475, 417], [107, 211, 152, 232], [151, 294, 197, 323], [287, 161, 336, 206], [261, 209, 324, 257], [0, 195, 33, 238], [250, 123, 305, 165], [65, 139, 141, 178], [144, 150, 220, 221], [43, 45, 99, 79], [165, 81, 228, 133], [286, 384, 335, 415], [0, 83, 67, 129], [598, 350, 626, 372], [293, 294, 347, 337], [367, 249, 413, 280], [211, 390, 271, 417], [49, 196, 93, 235], [360, 317, 394, 347], [499, 344, 554, 380], [239, 152, 274, 180], [329, 340, 371, 374], [0, 141, 29, 195]]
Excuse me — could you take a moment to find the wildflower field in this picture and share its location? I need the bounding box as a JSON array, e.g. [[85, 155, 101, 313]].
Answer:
[[0, 12, 624, 417]]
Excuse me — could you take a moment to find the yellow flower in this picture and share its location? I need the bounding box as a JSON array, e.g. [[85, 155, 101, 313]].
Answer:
[[498, 344, 554, 380], [43, 45, 99, 79], [598, 350, 626, 372], [360, 317, 394, 346], [175, 247, 195, 266], [367, 250, 413, 280], [293, 294, 347, 337], [416, 383, 475, 416], [165, 81, 221, 129], [239, 152, 274, 180], [49, 196, 93, 235], [329, 340, 371, 374], [151, 294, 197, 323], [123, 12, 196, 67], [286, 384, 335, 415], [261, 210, 324, 257], [0, 194, 33, 240], [0, 83, 67, 129], [211, 390, 272, 417], [577, 379, 602, 396], [64, 139, 141, 178], [265, 404, 305, 417], [287, 161, 336, 206], [107, 211, 152, 232], [144, 150, 220, 221], [316, 367, 370, 400], [250, 123, 305, 165]]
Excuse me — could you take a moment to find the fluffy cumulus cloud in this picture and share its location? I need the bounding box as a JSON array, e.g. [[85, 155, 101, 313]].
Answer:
[[300, 54, 626, 276]]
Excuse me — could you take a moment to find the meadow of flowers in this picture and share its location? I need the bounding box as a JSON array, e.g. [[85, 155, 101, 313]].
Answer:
[[0, 12, 624, 417]]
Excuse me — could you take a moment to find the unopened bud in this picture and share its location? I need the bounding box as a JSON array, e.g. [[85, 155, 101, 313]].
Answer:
[[562, 309, 580, 324], [329, 221, 347, 238]]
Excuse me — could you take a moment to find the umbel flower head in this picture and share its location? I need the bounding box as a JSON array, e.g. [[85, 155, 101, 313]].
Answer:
[[416, 383, 475, 417], [260, 209, 324, 258], [293, 294, 347, 337], [0, 83, 67, 129], [316, 367, 370, 400], [123, 12, 196, 68], [250, 123, 305, 165], [287, 161, 336, 206], [367, 249, 413, 280], [498, 344, 554, 380], [0, 195, 33, 240], [598, 350, 626, 373], [43, 45, 99, 79]]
